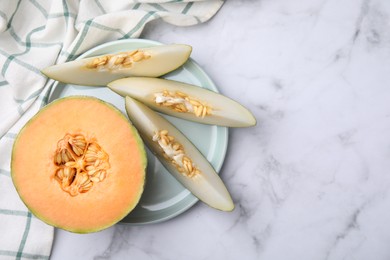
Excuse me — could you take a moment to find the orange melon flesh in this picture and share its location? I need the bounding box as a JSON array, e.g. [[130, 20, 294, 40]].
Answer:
[[11, 96, 147, 233]]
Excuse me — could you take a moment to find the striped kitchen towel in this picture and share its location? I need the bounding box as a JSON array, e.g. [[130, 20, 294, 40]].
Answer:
[[0, 1, 223, 259]]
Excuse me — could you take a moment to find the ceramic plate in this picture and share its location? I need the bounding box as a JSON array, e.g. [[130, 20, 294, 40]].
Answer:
[[48, 39, 228, 225]]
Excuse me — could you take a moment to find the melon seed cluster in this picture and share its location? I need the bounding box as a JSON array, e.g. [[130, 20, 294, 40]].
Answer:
[[152, 129, 200, 178], [154, 90, 212, 118], [86, 50, 151, 70], [54, 133, 110, 196]]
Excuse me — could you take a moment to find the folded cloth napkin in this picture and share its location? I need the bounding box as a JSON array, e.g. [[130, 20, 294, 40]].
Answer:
[[0, 0, 223, 259]]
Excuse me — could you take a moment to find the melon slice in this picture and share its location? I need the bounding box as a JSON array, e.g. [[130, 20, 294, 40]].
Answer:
[[41, 44, 192, 86], [125, 96, 234, 211], [108, 77, 256, 127], [11, 96, 147, 233]]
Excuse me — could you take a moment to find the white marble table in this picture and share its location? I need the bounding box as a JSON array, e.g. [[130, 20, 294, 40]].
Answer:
[[51, 0, 390, 259]]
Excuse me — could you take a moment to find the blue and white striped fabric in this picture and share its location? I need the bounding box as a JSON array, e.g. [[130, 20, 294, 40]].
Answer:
[[0, 1, 223, 259]]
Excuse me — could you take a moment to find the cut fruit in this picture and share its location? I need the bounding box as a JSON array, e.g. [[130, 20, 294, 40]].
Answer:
[[108, 77, 256, 127], [41, 44, 192, 86], [11, 96, 147, 233], [125, 96, 234, 211]]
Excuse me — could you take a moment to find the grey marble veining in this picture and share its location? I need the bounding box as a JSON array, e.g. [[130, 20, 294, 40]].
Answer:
[[51, 0, 390, 259]]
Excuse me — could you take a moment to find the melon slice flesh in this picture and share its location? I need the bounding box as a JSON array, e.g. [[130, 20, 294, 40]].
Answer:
[[108, 77, 256, 127], [11, 96, 147, 233], [41, 44, 192, 86], [125, 96, 234, 211]]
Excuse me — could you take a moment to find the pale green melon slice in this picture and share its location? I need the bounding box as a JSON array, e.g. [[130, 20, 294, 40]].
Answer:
[[125, 96, 234, 211], [109, 77, 256, 127], [41, 44, 192, 86]]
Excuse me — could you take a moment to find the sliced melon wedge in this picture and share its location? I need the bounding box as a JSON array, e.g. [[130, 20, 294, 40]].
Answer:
[[125, 96, 234, 211], [41, 44, 192, 86], [109, 77, 256, 127]]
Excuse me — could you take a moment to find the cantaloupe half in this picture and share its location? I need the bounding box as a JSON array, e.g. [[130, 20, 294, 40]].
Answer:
[[11, 96, 147, 233], [41, 44, 192, 86]]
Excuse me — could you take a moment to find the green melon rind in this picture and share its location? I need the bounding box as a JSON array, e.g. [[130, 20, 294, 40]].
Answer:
[[11, 96, 147, 234]]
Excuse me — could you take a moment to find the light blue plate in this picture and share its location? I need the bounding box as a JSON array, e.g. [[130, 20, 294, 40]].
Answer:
[[48, 39, 228, 225]]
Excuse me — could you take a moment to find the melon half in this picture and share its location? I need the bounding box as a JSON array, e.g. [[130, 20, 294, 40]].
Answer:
[[11, 96, 147, 233]]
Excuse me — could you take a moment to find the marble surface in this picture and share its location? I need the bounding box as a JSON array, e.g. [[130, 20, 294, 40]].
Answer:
[[51, 0, 390, 259]]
